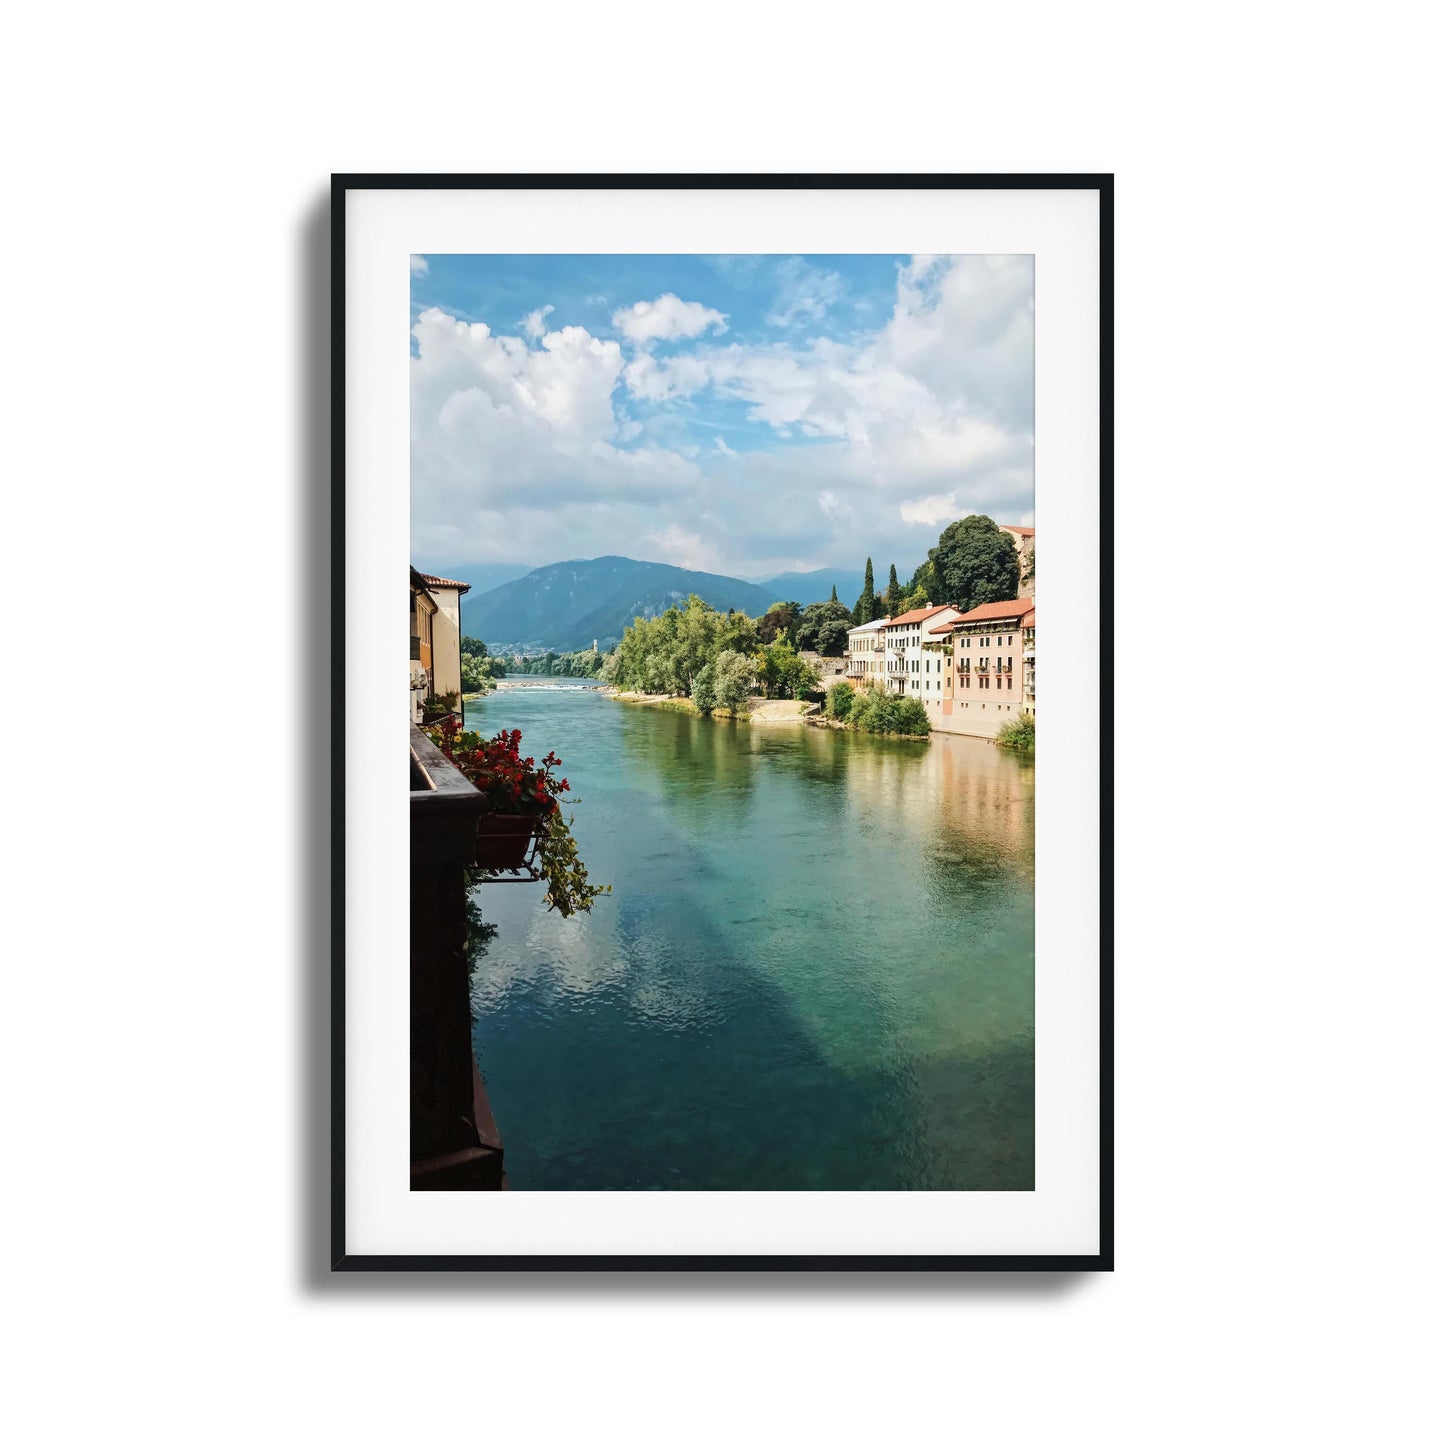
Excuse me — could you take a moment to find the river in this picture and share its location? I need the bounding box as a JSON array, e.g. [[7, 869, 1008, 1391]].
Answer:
[[462, 679, 1035, 1190]]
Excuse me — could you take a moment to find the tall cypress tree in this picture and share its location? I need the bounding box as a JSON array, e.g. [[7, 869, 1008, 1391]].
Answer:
[[884, 563, 902, 618], [830, 584, 838, 603], [855, 556, 875, 624]]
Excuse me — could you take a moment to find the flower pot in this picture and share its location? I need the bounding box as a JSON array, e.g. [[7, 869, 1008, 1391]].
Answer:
[[474, 814, 538, 870]]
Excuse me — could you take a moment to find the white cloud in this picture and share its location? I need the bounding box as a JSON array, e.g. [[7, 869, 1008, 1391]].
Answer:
[[612, 293, 727, 346], [413, 255, 1034, 575], [642, 525, 721, 572], [899, 493, 963, 527], [766, 257, 845, 328], [411, 307, 704, 561], [410, 255, 429, 276], [521, 304, 554, 339]]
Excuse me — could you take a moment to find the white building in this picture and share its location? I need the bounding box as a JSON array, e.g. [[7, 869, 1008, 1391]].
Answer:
[[880, 604, 964, 700], [844, 617, 890, 687]]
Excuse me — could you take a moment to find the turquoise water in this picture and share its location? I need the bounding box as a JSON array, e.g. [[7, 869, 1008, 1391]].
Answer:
[[463, 681, 1034, 1190]]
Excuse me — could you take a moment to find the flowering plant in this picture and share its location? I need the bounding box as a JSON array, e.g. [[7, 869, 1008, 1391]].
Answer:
[[422, 716, 607, 917], [424, 716, 571, 817]]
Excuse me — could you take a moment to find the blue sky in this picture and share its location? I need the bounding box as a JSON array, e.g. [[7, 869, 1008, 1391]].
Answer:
[[411, 253, 1034, 581]]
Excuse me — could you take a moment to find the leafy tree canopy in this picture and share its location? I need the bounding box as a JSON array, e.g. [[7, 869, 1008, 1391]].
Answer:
[[795, 599, 855, 656], [928, 516, 1019, 612], [758, 600, 802, 644]]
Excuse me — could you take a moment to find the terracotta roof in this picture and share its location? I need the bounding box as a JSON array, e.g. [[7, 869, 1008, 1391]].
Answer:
[[1001, 525, 1036, 537], [1021, 608, 1036, 628], [953, 598, 1034, 625], [415, 571, 471, 593], [887, 605, 953, 628], [927, 621, 956, 634]]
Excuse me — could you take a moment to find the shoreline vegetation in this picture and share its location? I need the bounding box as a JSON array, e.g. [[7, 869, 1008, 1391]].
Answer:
[[460, 514, 1036, 748], [995, 712, 1036, 752], [607, 690, 818, 725]]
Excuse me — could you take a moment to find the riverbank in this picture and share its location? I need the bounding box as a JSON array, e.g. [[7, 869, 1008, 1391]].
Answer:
[[806, 714, 930, 742], [606, 690, 818, 724]]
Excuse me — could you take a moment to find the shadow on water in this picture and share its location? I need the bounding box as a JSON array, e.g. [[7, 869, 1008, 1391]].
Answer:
[[473, 874, 1033, 1192], [467, 691, 1035, 1195]]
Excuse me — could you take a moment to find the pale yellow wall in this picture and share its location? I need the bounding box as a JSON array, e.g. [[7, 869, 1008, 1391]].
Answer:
[[428, 587, 464, 700]]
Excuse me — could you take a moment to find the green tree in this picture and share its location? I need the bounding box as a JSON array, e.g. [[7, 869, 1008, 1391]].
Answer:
[[690, 661, 718, 714], [460, 636, 489, 658], [755, 638, 818, 698], [884, 564, 903, 618], [929, 516, 1020, 611], [816, 614, 851, 656], [829, 585, 839, 603], [825, 681, 854, 720], [997, 711, 1035, 752], [908, 558, 939, 602], [712, 650, 757, 711], [758, 599, 801, 645], [847, 684, 931, 736], [854, 557, 877, 624], [460, 653, 495, 693], [795, 599, 854, 655]]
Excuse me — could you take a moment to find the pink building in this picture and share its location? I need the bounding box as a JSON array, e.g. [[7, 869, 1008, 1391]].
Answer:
[[921, 598, 1036, 740]]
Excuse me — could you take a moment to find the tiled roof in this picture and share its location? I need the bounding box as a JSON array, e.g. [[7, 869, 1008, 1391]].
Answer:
[[1021, 607, 1036, 628], [416, 571, 471, 593], [887, 605, 953, 627], [927, 622, 956, 634], [953, 598, 1034, 625], [1001, 525, 1036, 537]]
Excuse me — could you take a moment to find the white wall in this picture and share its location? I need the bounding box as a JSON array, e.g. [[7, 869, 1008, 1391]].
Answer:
[[4, 13, 1438, 1445]]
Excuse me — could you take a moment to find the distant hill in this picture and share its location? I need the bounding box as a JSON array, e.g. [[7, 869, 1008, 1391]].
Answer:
[[417, 561, 536, 598], [462, 556, 782, 653], [759, 567, 869, 607]]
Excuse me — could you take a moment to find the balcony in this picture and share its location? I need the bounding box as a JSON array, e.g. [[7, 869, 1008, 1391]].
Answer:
[[410, 723, 514, 1191], [886, 660, 908, 675]]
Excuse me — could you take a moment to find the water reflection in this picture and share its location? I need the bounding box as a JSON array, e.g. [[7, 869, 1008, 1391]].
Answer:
[[459, 684, 1034, 1190]]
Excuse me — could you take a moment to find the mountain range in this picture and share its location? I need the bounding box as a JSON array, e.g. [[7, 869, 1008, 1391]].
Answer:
[[757, 567, 868, 607], [454, 556, 783, 653]]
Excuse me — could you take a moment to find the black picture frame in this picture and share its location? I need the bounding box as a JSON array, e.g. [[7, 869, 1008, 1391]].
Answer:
[[332, 173, 1113, 1272]]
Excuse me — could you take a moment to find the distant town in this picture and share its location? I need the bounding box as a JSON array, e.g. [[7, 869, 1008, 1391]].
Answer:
[[411, 513, 1035, 749]]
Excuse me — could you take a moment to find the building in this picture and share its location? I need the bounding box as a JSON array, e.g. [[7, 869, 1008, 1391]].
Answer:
[[844, 617, 890, 687], [1021, 606, 1035, 711], [801, 649, 849, 688], [409, 566, 470, 712], [881, 604, 965, 698], [918, 597, 1036, 739], [1000, 525, 1036, 600]]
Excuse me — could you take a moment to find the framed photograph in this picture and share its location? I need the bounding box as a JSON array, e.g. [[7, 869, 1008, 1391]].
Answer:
[[334, 174, 1111, 1269]]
